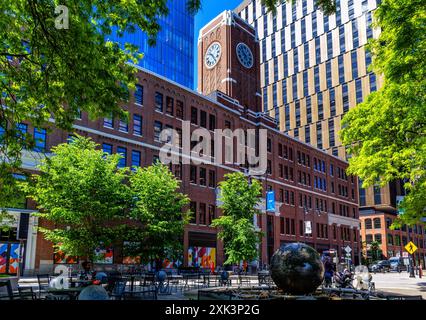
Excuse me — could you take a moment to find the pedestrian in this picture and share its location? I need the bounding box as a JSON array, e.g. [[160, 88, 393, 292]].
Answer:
[[323, 256, 334, 287]]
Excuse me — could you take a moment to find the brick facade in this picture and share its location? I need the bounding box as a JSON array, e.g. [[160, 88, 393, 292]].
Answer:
[[21, 11, 360, 272]]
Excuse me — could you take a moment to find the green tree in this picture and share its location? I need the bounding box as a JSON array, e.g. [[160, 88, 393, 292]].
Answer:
[[369, 241, 382, 262], [128, 162, 190, 270], [20, 135, 131, 262], [212, 172, 262, 266], [340, 0, 426, 226], [0, 0, 201, 212]]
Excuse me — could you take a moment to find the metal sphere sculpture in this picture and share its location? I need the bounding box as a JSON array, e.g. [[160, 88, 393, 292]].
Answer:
[[270, 242, 324, 295]]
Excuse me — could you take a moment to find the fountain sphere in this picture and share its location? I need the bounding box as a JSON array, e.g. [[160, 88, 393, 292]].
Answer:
[[270, 243, 324, 295]]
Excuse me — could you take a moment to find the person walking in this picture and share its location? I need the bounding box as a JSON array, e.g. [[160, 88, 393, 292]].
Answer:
[[323, 256, 334, 288]]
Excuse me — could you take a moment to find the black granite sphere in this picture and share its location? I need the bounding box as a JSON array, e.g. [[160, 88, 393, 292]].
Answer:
[[270, 243, 324, 295]]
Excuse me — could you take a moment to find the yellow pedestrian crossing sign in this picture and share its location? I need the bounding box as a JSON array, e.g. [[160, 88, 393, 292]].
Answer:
[[405, 241, 418, 255]]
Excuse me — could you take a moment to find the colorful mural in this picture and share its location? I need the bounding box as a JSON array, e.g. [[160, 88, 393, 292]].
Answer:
[[94, 246, 113, 264], [8, 244, 20, 274], [188, 247, 216, 269], [0, 243, 21, 274], [53, 250, 78, 264], [122, 241, 141, 264], [162, 258, 182, 269], [0, 243, 7, 273]]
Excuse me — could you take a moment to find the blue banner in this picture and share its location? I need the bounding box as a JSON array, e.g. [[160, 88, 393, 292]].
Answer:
[[266, 191, 275, 212]]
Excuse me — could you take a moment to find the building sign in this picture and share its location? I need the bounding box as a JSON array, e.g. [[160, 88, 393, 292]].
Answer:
[[305, 221, 312, 235], [266, 191, 275, 212]]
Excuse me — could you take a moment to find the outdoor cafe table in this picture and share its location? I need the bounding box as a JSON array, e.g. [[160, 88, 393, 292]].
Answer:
[[47, 287, 84, 300]]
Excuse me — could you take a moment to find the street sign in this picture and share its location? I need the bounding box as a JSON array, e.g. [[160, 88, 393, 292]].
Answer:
[[402, 252, 409, 258], [344, 246, 352, 254], [405, 241, 418, 255], [266, 191, 275, 212]]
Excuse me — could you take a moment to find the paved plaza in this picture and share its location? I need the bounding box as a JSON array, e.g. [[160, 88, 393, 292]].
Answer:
[[13, 271, 426, 300]]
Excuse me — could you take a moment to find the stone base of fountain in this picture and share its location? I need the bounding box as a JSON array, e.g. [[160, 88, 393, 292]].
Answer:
[[192, 286, 380, 300]]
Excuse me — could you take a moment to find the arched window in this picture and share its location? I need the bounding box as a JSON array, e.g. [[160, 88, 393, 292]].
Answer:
[[373, 218, 381, 229], [365, 219, 372, 229]]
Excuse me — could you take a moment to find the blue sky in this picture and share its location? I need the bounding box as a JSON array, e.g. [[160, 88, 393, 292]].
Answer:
[[193, 0, 242, 89]]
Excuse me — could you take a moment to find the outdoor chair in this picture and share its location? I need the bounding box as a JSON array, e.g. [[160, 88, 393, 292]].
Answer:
[[18, 286, 37, 300], [123, 286, 158, 300], [0, 279, 15, 300], [204, 273, 220, 287], [156, 277, 171, 295], [37, 274, 51, 299], [109, 279, 128, 300], [238, 274, 251, 287], [45, 294, 71, 300]]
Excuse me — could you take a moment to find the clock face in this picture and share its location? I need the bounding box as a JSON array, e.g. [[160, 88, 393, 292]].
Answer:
[[204, 42, 221, 69], [236, 43, 254, 69]]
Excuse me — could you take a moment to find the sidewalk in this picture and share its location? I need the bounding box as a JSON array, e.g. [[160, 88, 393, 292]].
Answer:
[[371, 272, 426, 298]]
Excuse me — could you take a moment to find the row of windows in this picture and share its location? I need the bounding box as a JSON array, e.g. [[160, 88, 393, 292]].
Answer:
[[267, 73, 377, 133], [102, 143, 141, 169], [0, 123, 47, 152], [314, 176, 327, 191], [104, 113, 143, 136], [242, 0, 373, 32], [364, 218, 425, 236], [264, 49, 374, 100], [190, 106, 217, 130], [279, 216, 357, 242], [259, 7, 375, 66], [189, 202, 216, 226], [189, 165, 216, 188]]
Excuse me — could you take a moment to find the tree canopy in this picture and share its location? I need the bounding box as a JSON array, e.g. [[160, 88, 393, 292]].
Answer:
[[127, 162, 190, 267], [340, 0, 426, 226], [212, 172, 262, 265], [21, 135, 131, 262]]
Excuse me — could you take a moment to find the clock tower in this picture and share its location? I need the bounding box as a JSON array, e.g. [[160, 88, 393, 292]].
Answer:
[[198, 11, 261, 113]]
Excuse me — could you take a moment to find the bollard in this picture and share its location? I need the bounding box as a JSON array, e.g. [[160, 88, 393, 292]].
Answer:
[[419, 264, 423, 278]]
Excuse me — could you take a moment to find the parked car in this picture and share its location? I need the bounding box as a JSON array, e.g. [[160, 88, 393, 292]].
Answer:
[[389, 257, 407, 272], [369, 260, 391, 273]]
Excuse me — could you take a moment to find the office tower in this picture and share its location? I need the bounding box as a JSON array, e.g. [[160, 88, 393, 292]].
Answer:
[[235, 0, 426, 265], [109, 0, 195, 88], [235, 0, 381, 159]]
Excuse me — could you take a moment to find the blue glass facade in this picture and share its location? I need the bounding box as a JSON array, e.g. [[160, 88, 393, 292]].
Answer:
[[109, 0, 194, 88]]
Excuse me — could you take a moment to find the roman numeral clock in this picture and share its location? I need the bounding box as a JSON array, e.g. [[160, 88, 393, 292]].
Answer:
[[204, 42, 222, 69]]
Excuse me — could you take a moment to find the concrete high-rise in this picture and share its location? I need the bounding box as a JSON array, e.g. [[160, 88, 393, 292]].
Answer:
[[235, 0, 426, 266], [235, 0, 382, 159]]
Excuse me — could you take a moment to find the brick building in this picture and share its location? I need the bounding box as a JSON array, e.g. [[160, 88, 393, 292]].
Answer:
[[1, 11, 360, 274]]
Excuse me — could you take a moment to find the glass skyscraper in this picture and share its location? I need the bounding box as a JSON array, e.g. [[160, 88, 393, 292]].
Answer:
[[110, 0, 195, 88]]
